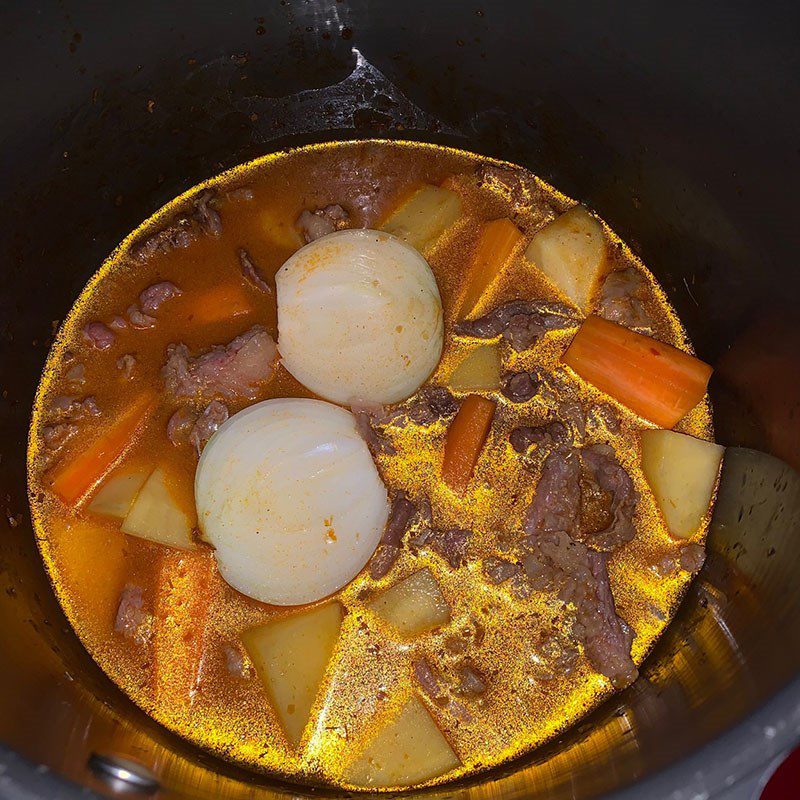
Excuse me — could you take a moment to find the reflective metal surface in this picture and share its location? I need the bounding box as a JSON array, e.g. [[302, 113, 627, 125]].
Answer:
[[1, 1, 799, 798]]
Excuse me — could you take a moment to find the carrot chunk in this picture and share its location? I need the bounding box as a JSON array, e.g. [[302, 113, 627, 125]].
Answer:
[[181, 284, 254, 326], [562, 315, 712, 428], [49, 392, 156, 506], [459, 218, 523, 319], [441, 394, 497, 493]]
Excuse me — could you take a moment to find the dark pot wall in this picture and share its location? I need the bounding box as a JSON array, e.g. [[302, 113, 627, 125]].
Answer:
[[1, 2, 799, 799]]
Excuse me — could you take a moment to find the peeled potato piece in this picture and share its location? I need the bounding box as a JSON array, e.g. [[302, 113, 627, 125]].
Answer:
[[242, 602, 343, 746], [121, 465, 196, 550], [380, 184, 462, 252], [343, 696, 460, 787], [448, 345, 501, 391], [368, 569, 450, 637], [525, 205, 607, 311], [88, 465, 150, 519], [641, 429, 724, 539]]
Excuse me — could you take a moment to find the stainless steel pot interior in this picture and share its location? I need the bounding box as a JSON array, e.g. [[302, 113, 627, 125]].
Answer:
[[1, 2, 799, 799]]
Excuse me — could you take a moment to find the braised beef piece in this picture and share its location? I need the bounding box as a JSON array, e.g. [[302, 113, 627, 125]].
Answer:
[[580, 444, 639, 551], [167, 406, 196, 445], [455, 300, 576, 351], [296, 204, 351, 243], [390, 386, 459, 426], [139, 281, 182, 314], [50, 395, 100, 423], [411, 527, 472, 569], [679, 543, 706, 573], [520, 527, 637, 687], [578, 553, 638, 688], [510, 421, 569, 454], [65, 363, 85, 388], [456, 663, 487, 696], [83, 321, 115, 350], [114, 584, 151, 643], [412, 657, 446, 701], [133, 218, 198, 262], [42, 423, 78, 451], [369, 492, 417, 579], [597, 268, 653, 330], [238, 248, 272, 294], [168, 401, 229, 455], [483, 556, 521, 584], [190, 401, 229, 453], [193, 189, 222, 236], [109, 315, 128, 331], [502, 371, 539, 403], [477, 164, 546, 214], [524, 449, 581, 538], [351, 401, 396, 456], [126, 304, 157, 329], [163, 325, 278, 401], [116, 354, 136, 379], [559, 400, 587, 440]]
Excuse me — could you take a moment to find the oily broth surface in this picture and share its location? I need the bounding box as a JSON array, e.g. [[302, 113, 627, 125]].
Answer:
[[28, 140, 713, 789]]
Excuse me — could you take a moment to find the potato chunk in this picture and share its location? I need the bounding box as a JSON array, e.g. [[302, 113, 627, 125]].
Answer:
[[121, 465, 196, 550], [88, 465, 149, 519], [448, 345, 501, 391], [242, 602, 343, 746], [525, 205, 607, 311], [343, 696, 459, 787], [380, 184, 462, 252], [368, 569, 450, 636], [641, 430, 724, 539]]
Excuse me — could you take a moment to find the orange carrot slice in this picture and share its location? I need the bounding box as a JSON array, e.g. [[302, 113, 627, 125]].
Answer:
[[459, 218, 523, 319], [442, 394, 497, 493], [49, 392, 156, 506], [181, 284, 254, 326], [562, 315, 712, 428]]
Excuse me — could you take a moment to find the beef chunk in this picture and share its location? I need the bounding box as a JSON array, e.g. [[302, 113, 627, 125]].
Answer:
[[238, 248, 272, 294], [679, 543, 706, 573], [412, 657, 446, 701], [296, 204, 351, 243], [580, 444, 639, 551], [483, 556, 521, 584], [369, 492, 417, 579], [189, 400, 229, 453], [193, 189, 222, 235], [502, 371, 539, 403], [578, 553, 638, 688], [456, 663, 487, 696], [523, 449, 582, 538], [42, 423, 78, 451], [83, 322, 115, 350], [162, 325, 278, 401], [114, 584, 152, 644], [455, 300, 576, 351], [65, 363, 85, 388], [167, 406, 196, 446], [597, 268, 653, 330], [116, 354, 137, 379], [50, 395, 100, 423], [126, 304, 156, 329], [351, 402, 396, 456], [139, 281, 182, 314], [411, 527, 472, 569], [510, 421, 569, 454], [133, 218, 198, 262], [388, 386, 459, 426]]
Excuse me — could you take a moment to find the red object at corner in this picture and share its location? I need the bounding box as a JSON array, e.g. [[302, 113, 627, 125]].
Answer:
[[761, 747, 800, 799]]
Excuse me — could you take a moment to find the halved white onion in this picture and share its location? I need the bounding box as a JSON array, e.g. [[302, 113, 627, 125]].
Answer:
[[195, 398, 388, 605], [276, 229, 444, 405]]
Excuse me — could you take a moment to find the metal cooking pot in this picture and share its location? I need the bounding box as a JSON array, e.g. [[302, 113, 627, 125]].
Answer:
[[1, 2, 799, 798]]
